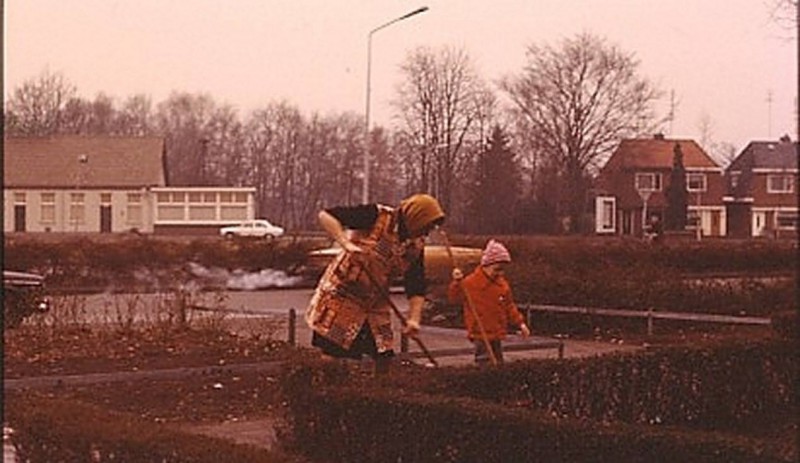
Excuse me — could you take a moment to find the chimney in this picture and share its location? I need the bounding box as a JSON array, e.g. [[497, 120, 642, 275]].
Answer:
[[653, 133, 665, 140]]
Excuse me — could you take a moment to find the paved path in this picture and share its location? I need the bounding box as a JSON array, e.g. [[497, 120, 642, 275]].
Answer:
[[4, 310, 642, 456], [181, 316, 642, 451]]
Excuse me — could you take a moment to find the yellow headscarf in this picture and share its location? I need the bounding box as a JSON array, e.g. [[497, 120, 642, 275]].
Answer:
[[398, 194, 445, 237]]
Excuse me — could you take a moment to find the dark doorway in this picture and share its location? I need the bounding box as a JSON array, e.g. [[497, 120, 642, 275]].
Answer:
[[100, 205, 112, 233], [622, 210, 632, 235], [14, 205, 26, 232]]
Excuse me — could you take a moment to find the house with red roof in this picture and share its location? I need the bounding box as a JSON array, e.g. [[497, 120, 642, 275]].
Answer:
[[3, 136, 256, 234], [724, 137, 798, 238], [593, 134, 726, 237]]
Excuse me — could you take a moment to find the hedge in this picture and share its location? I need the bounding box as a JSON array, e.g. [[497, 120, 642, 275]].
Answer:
[[4, 394, 304, 463], [281, 339, 797, 462]]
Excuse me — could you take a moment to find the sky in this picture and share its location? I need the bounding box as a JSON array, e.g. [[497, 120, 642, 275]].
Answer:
[[3, 0, 797, 155]]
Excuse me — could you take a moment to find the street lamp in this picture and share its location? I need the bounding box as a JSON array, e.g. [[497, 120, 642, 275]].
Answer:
[[363, 6, 428, 203]]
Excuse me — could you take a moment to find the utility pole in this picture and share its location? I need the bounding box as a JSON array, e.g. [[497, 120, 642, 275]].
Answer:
[[767, 90, 773, 138], [668, 90, 676, 135]]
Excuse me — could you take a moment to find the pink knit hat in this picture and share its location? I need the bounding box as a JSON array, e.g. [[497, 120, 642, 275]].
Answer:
[[481, 239, 511, 267]]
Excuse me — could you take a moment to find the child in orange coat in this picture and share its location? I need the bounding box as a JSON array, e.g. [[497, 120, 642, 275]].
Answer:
[[447, 239, 530, 365]]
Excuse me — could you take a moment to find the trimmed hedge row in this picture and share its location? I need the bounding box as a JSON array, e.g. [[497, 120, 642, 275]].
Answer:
[[281, 340, 797, 462], [284, 386, 788, 463], [456, 235, 798, 275], [3, 236, 314, 290], [4, 235, 796, 317], [4, 394, 302, 463], [427, 339, 796, 430]]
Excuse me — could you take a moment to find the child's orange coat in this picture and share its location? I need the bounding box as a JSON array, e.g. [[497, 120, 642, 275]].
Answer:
[[447, 267, 526, 341]]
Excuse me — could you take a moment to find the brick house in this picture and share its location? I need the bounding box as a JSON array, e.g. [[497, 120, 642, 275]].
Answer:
[[594, 135, 726, 237], [723, 137, 798, 238], [3, 136, 256, 234]]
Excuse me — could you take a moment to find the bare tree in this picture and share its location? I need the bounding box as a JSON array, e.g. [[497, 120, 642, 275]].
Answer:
[[116, 94, 156, 136], [4, 69, 77, 136], [155, 92, 219, 185], [394, 45, 494, 215], [204, 105, 246, 186], [244, 102, 304, 226], [501, 33, 663, 232], [768, 0, 799, 33], [696, 112, 739, 168], [58, 93, 118, 135]]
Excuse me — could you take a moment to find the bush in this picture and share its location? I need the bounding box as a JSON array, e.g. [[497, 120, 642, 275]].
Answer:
[[771, 310, 798, 340], [281, 339, 797, 462], [5, 394, 304, 463], [3, 235, 316, 291]]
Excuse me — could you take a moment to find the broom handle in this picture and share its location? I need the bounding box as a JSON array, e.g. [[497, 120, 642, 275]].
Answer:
[[439, 231, 498, 366], [355, 258, 439, 367]]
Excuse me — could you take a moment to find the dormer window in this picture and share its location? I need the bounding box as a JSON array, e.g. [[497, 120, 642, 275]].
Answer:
[[767, 174, 794, 194], [635, 172, 662, 191], [686, 173, 707, 192]]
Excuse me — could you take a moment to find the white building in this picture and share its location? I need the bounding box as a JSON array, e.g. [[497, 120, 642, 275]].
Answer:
[[3, 136, 256, 235]]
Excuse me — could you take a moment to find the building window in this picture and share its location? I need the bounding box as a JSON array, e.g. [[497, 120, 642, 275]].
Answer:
[[69, 193, 85, 224], [594, 196, 615, 233], [189, 206, 215, 220], [686, 173, 707, 192], [158, 205, 185, 221], [767, 174, 795, 193], [729, 171, 741, 189], [100, 193, 112, 204], [776, 211, 798, 230], [635, 172, 662, 191], [687, 210, 700, 229], [220, 205, 248, 221], [40, 193, 56, 223], [158, 191, 187, 203], [14, 192, 26, 204], [126, 193, 142, 224]]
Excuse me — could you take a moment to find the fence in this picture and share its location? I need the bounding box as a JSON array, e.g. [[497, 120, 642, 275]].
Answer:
[[522, 303, 771, 336]]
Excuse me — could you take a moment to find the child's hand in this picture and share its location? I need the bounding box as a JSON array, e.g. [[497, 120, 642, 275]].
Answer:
[[520, 323, 531, 337], [451, 268, 464, 281]]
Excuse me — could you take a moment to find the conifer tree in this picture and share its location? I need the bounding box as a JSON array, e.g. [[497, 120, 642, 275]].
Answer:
[[665, 143, 688, 230], [469, 126, 521, 233]]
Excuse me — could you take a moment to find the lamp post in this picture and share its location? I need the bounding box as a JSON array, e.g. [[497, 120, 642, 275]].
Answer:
[[363, 6, 428, 203]]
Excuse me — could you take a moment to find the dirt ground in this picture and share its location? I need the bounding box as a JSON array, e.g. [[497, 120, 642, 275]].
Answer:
[[3, 324, 295, 425]]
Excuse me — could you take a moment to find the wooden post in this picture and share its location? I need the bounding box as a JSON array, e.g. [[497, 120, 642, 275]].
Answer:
[[288, 308, 296, 346], [647, 307, 653, 337], [526, 305, 532, 328], [400, 332, 409, 353]]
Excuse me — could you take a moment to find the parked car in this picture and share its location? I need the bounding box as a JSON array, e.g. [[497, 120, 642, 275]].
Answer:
[[220, 219, 285, 240], [3, 270, 50, 328]]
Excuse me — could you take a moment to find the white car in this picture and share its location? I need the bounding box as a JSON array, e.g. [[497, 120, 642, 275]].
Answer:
[[220, 219, 284, 240]]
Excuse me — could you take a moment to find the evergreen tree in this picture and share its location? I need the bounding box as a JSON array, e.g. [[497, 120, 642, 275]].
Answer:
[[665, 143, 688, 230], [468, 126, 521, 233]]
